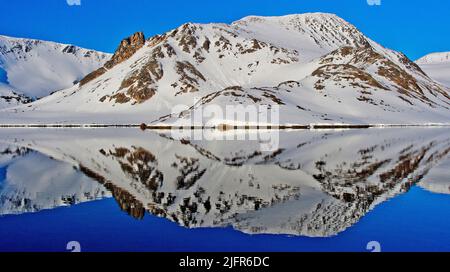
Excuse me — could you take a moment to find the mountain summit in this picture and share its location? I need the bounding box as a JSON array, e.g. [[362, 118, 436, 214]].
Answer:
[[416, 51, 450, 88], [1, 13, 449, 125], [79, 32, 145, 87]]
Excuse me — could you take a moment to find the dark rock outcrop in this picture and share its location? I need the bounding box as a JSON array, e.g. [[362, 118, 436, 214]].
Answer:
[[104, 32, 146, 69], [79, 32, 146, 87]]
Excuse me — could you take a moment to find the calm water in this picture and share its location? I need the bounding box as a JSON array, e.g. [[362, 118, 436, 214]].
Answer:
[[0, 68, 7, 83], [0, 128, 449, 252]]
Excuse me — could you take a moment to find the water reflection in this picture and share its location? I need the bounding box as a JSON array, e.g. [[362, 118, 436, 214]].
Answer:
[[0, 128, 448, 237], [0, 144, 109, 214]]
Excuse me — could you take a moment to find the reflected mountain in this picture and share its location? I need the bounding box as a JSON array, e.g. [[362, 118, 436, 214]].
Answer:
[[0, 128, 448, 237], [418, 159, 450, 195], [0, 144, 110, 215]]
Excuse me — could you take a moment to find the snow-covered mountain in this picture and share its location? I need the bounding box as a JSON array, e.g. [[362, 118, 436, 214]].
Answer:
[[417, 52, 450, 64], [0, 128, 448, 236], [0, 13, 449, 125], [0, 35, 111, 99], [416, 52, 450, 88]]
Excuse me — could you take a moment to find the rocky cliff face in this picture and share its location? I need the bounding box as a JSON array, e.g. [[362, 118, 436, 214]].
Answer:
[[80, 32, 145, 87], [106, 32, 146, 69]]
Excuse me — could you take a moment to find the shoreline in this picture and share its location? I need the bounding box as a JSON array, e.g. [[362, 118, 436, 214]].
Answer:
[[0, 124, 449, 129]]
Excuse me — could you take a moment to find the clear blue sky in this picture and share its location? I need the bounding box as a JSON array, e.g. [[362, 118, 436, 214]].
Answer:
[[0, 0, 449, 60]]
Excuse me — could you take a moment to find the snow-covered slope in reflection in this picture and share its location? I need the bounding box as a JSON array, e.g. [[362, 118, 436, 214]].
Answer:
[[419, 158, 450, 195], [0, 144, 29, 166], [0, 145, 110, 215], [0, 128, 448, 237]]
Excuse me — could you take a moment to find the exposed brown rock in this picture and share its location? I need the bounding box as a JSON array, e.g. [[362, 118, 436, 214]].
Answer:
[[107, 146, 164, 192], [215, 36, 232, 52], [79, 32, 146, 86], [110, 93, 130, 104], [397, 52, 427, 77], [378, 64, 423, 95], [177, 23, 198, 53], [271, 58, 291, 64], [105, 32, 146, 69], [163, 43, 176, 57], [79, 67, 107, 86], [193, 50, 206, 63], [379, 145, 431, 186], [78, 164, 146, 219], [261, 91, 285, 105], [147, 34, 168, 48], [125, 60, 161, 102], [320, 46, 381, 66], [173, 61, 206, 95], [202, 38, 210, 52], [173, 155, 206, 190], [312, 64, 386, 91], [239, 39, 264, 54], [317, 45, 449, 107], [99, 95, 108, 102], [103, 57, 163, 104], [277, 80, 301, 88]]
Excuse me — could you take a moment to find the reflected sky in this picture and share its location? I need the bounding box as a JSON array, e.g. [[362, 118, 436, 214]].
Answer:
[[0, 186, 449, 252], [0, 68, 7, 83]]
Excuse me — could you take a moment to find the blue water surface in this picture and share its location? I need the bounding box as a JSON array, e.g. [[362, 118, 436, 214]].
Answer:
[[0, 68, 7, 84], [0, 186, 449, 252], [0, 167, 6, 185]]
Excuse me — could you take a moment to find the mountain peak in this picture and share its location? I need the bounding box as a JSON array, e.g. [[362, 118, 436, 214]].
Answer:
[[232, 13, 369, 53], [79, 32, 146, 87], [105, 32, 146, 69], [234, 12, 341, 23], [416, 51, 450, 87], [233, 12, 354, 30], [416, 52, 450, 64]]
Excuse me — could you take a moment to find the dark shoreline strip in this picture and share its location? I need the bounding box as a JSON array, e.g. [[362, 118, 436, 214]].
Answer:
[[0, 124, 447, 129], [0, 124, 141, 128]]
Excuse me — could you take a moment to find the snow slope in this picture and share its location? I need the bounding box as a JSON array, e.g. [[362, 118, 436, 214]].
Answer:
[[0, 35, 111, 98], [416, 52, 450, 88], [419, 158, 450, 195], [0, 13, 449, 125]]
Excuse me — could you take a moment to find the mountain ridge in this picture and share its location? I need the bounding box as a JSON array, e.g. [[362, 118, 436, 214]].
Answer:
[[0, 13, 449, 125], [0, 34, 111, 99], [416, 51, 450, 64]]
